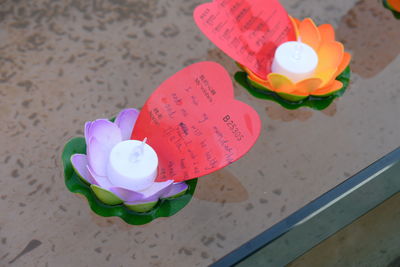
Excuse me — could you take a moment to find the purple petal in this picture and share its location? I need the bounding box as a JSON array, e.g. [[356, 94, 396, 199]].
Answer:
[[84, 121, 92, 145], [87, 137, 111, 177], [114, 108, 140, 141], [70, 154, 96, 184], [87, 164, 113, 190], [112, 180, 174, 203], [140, 180, 174, 199], [86, 119, 122, 149], [108, 187, 144, 202], [161, 182, 188, 198]]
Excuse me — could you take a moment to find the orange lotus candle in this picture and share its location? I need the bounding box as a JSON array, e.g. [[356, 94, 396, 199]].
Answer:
[[237, 17, 351, 102], [193, 0, 351, 107]]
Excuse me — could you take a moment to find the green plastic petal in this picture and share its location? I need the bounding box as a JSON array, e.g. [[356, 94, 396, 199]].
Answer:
[[276, 92, 308, 102], [90, 184, 123, 205], [125, 201, 158, 213]]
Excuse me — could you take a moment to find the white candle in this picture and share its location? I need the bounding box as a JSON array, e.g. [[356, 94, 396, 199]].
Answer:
[[271, 41, 318, 83], [107, 138, 158, 191]]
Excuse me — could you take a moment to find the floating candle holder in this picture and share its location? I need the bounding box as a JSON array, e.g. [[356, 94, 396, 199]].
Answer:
[[236, 17, 351, 109], [62, 110, 196, 225]]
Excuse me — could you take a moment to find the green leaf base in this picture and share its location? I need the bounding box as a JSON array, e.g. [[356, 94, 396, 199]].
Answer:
[[235, 66, 351, 110], [62, 137, 197, 225], [383, 0, 400, 19]]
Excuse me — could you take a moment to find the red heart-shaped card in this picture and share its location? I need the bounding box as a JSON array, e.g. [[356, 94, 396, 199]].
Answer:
[[194, 0, 296, 78], [131, 62, 261, 182]]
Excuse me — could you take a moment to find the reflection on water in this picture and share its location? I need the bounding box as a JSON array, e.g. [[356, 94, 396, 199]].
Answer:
[[337, 0, 400, 78], [265, 104, 313, 122], [264, 101, 337, 122], [320, 102, 337, 117]]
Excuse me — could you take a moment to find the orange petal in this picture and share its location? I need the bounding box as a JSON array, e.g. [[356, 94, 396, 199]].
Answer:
[[267, 73, 295, 93], [314, 67, 338, 87], [318, 24, 335, 43], [334, 52, 351, 77], [290, 16, 301, 28], [311, 80, 343, 96], [289, 16, 301, 39], [238, 62, 267, 81], [248, 74, 272, 89], [294, 78, 323, 94], [316, 41, 344, 71], [299, 18, 321, 51], [388, 0, 400, 11]]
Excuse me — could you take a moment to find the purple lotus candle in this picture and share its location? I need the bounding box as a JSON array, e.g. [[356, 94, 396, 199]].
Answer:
[[70, 108, 188, 211]]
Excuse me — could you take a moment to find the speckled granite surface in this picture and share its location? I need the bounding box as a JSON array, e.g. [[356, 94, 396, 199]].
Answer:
[[0, 0, 399, 266]]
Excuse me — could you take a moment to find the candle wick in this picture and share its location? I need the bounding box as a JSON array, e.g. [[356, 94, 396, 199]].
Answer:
[[293, 40, 303, 60], [129, 137, 147, 163]]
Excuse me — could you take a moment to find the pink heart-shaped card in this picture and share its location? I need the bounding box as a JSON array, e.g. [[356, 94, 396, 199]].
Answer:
[[131, 62, 261, 182], [194, 0, 296, 78]]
